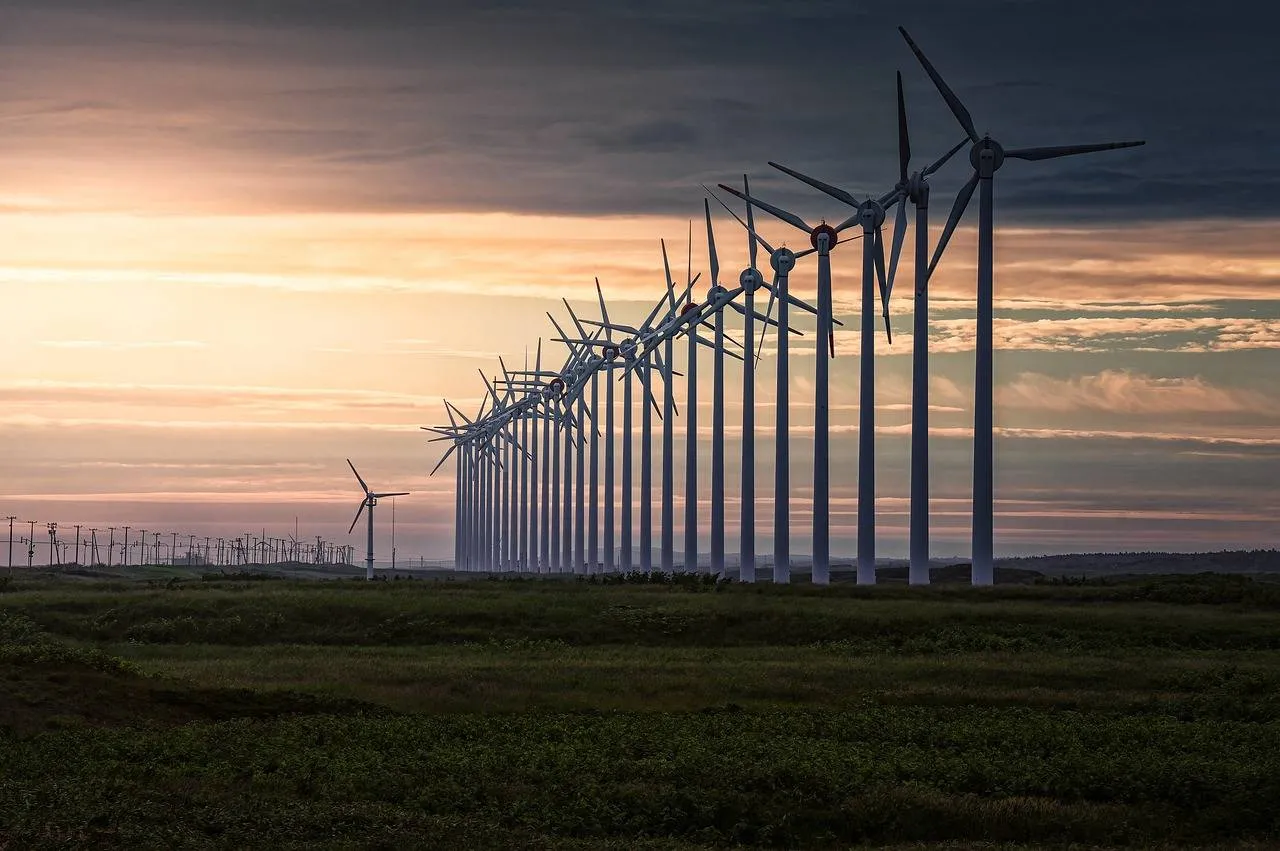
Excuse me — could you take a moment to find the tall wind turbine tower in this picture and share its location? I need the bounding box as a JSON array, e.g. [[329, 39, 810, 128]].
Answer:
[[898, 26, 1144, 585], [347, 459, 409, 581]]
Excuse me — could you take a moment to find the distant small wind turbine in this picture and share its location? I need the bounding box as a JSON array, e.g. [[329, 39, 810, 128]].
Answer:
[[346, 459, 409, 581]]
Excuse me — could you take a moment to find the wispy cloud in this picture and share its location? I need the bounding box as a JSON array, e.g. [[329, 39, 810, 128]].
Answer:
[[39, 339, 208, 350], [997, 370, 1280, 416]]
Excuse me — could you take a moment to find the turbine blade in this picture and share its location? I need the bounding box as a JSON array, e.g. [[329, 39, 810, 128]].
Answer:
[[686, 218, 693, 296], [928, 170, 979, 279], [897, 70, 911, 183], [595, 277, 613, 342], [715, 184, 779, 255], [348, 500, 366, 535], [720, 178, 813, 234], [377, 492, 410, 498], [873, 227, 890, 336], [703, 198, 720, 287], [785, 292, 819, 316], [898, 26, 979, 143], [545, 313, 575, 353], [582, 319, 641, 336], [924, 137, 970, 176], [887, 196, 908, 296], [755, 280, 778, 365], [347, 459, 369, 494], [563, 298, 589, 338], [769, 160, 859, 209], [640, 290, 667, 332], [728, 300, 785, 331], [661, 238, 680, 316], [1005, 140, 1146, 161], [703, 183, 770, 264], [744, 174, 758, 269]]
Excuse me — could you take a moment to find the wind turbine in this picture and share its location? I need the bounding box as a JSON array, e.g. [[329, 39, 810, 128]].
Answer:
[[764, 84, 966, 586], [347, 459, 409, 581], [701, 194, 799, 579], [589, 286, 680, 573], [560, 279, 632, 573], [726, 167, 904, 586], [897, 26, 1144, 585], [706, 176, 766, 582], [615, 228, 744, 575], [714, 182, 822, 585]]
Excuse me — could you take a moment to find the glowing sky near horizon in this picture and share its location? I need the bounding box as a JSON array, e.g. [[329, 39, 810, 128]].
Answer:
[[0, 1, 1276, 562]]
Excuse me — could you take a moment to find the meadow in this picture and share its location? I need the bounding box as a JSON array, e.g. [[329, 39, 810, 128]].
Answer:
[[2, 569, 1279, 848]]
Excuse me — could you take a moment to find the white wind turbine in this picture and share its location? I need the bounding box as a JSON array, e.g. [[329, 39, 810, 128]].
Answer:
[[898, 26, 1144, 585], [725, 166, 907, 586], [590, 286, 680, 573], [765, 77, 967, 585], [346, 459, 409, 581], [621, 229, 744, 575], [714, 182, 822, 585], [704, 177, 768, 582], [702, 193, 799, 580], [551, 279, 634, 572]]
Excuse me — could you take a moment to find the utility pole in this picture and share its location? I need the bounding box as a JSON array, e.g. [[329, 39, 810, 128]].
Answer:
[[108, 527, 116, 567], [74, 524, 82, 565], [121, 526, 130, 567], [5, 516, 15, 574], [171, 532, 178, 565], [47, 523, 58, 567], [391, 496, 397, 572], [27, 520, 35, 567]]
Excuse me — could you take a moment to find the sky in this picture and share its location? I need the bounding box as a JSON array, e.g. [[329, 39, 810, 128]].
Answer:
[[0, 0, 1276, 564]]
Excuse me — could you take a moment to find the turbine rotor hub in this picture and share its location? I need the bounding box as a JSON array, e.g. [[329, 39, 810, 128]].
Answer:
[[858, 199, 886, 230], [907, 172, 930, 205], [770, 247, 796, 273], [810, 223, 839, 252], [707, 284, 727, 302], [739, 267, 763, 293], [970, 137, 1005, 176]]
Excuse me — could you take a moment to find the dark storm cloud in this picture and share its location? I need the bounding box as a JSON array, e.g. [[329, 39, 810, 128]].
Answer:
[[1, 0, 1274, 220]]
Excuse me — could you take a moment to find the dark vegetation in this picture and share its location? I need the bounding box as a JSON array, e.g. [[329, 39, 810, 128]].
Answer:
[[2, 572, 1278, 848]]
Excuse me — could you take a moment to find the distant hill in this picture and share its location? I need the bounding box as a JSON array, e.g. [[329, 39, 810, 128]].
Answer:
[[991, 550, 1280, 577]]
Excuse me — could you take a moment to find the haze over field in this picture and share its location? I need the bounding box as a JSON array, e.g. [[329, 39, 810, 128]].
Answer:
[[1, 1, 1276, 559]]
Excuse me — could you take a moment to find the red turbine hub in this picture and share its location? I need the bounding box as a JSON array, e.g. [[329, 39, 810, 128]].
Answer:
[[810, 223, 839, 251]]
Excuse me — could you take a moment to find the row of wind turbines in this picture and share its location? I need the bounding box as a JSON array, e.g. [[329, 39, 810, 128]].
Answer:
[[425, 28, 1143, 584]]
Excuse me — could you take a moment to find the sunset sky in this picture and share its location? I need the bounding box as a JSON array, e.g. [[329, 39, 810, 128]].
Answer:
[[1, 1, 1276, 563]]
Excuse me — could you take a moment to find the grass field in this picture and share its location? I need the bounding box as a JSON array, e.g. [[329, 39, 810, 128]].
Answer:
[[2, 571, 1279, 848]]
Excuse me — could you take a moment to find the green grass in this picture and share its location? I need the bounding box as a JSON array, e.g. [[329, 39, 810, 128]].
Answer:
[[2, 574, 1279, 848], [106, 643, 1280, 720]]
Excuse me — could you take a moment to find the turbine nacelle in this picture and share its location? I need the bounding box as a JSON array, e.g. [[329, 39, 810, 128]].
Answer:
[[858, 199, 887, 231], [739, 267, 764, 293], [706, 283, 728, 303], [906, 171, 930, 205], [809, 223, 839, 253], [769, 247, 796, 274], [971, 136, 1005, 176]]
